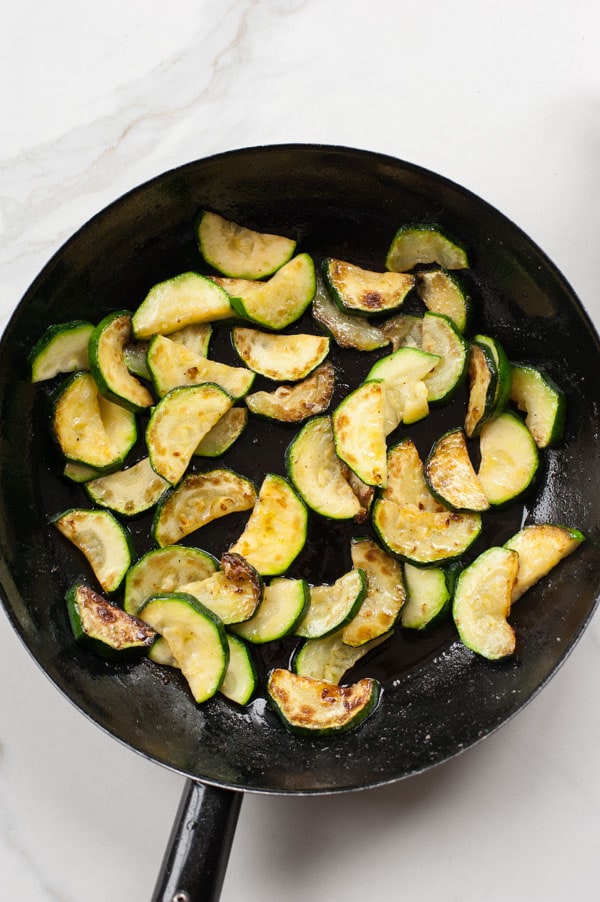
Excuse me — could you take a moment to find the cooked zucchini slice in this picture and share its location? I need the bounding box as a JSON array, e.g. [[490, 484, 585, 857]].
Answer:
[[267, 669, 380, 735], [51, 371, 137, 470], [342, 537, 406, 646], [332, 381, 387, 487], [294, 630, 389, 684], [400, 563, 454, 630], [231, 577, 309, 644], [505, 524, 584, 603], [323, 258, 414, 316], [29, 320, 93, 382], [365, 347, 440, 431], [194, 407, 248, 457], [286, 416, 362, 520], [229, 473, 307, 575], [373, 499, 481, 566], [147, 334, 255, 399], [140, 592, 229, 703], [66, 583, 156, 658], [416, 268, 471, 332], [231, 327, 330, 381], [386, 224, 469, 272], [152, 468, 257, 547], [53, 508, 134, 593], [89, 311, 154, 412], [311, 277, 389, 351], [168, 322, 213, 357], [477, 411, 539, 506], [179, 553, 263, 624], [63, 461, 101, 484], [124, 545, 218, 615], [380, 313, 423, 351], [227, 253, 316, 330], [452, 546, 519, 660], [146, 383, 233, 485], [372, 440, 482, 566], [85, 456, 170, 517], [464, 342, 497, 438], [509, 364, 566, 448], [132, 272, 234, 340], [421, 312, 468, 404], [295, 569, 367, 639], [424, 427, 489, 512], [245, 361, 335, 422], [346, 470, 376, 524], [474, 334, 512, 414], [220, 635, 257, 705], [197, 211, 296, 279]]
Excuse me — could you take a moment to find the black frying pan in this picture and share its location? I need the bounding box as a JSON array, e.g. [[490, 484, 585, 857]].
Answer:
[[1, 145, 599, 902]]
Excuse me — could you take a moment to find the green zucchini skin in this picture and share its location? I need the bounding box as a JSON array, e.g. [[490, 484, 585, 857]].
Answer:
[[509, 363, 566, 448]]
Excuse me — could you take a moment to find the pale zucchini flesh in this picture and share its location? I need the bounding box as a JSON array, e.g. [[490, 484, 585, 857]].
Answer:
[[29, 320, 93, 382], [231, 577, 309, 644], [332, 381, 387, 487], [294, 630, 389, 684], [421, 312, 468, 404], [132, 272, 234, 340], [193, 407, 248, 457], [232, 327, 330, 381], [295, 569, 367, 639], [152, 468, 257, 547], [286, 416, 362, 520], [245, 361, 335, 422], [85, 456, 170, 517], [424, 428, 489, 512], [477, 411, 539, 506], [229, 474, 307, 575], [53, 508, 134, 594], [373, 498, 482, 566], [416, 268, 470, 332], [124, 545, 218, 615], [365, 346, 440, 432], [509, 364, 566, 448], [323, 258, 414, 316], [267, 668, 380, 735], [228, 253, 316, 330], [140, 592, 229, 703], [505, 524, 584, 602], [386, 224, 469, 272], [198, 211, 296, 279], [220, 634, 257, 705], [179, 553, 262, 624], [146, 383, 234, 485], [52, 372, 137, 470], [400, 563, 453, 630], [343, 538, 406, 646], [147, 334, 255, 399], [452, 547, 519, 660]]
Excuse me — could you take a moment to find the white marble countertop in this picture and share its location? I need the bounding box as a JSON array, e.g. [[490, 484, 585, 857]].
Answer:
[[1, 2, 599, 900]]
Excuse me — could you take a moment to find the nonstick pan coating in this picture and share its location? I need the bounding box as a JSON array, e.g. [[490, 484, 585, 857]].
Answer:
[[0, 145, 599, 802]]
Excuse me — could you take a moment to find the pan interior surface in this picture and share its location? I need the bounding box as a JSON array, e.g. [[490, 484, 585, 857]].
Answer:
[[0, 144, 598, 794]]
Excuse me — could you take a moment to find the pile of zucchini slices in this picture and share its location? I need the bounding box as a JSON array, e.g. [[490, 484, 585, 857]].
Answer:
[[30, 213, 583, 736]]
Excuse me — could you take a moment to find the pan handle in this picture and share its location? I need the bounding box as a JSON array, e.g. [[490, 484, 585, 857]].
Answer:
[[151, 778, 243, 902]]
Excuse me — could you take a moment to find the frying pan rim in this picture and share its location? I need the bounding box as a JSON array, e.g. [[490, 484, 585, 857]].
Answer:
[[0, 142, 599, 797]]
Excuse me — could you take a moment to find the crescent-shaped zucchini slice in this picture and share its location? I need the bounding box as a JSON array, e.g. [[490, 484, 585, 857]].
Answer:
[[477, 411, 539, 507], [229, 473, 307, 575], [227, 253, 316, 330], [53, 508, 134, 593], [267, 669, 380, 735], [179, 553, 263, 625], [295, 569, 367, 639], [245, 361, 335, 423], [147, 334, 255, 399], [312, 277, 389, 351], [505, 524, 584, 603], [232, 327, 329, 381], [66, 583, 156, 658], [343, 537, 406, 646], [424, 427, 489, 512], [332, 380, 387, 487], [140, 592, 229, 703], [124, 545, 218, 615], [197, 211, 296, 279], [231, 577, 309, 644], [132, 272, 234, 339], [386, 223, 469, 272], [323, 257, 414, 316], [89, 311, 154, 412], [452, 546, 519, 660]]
